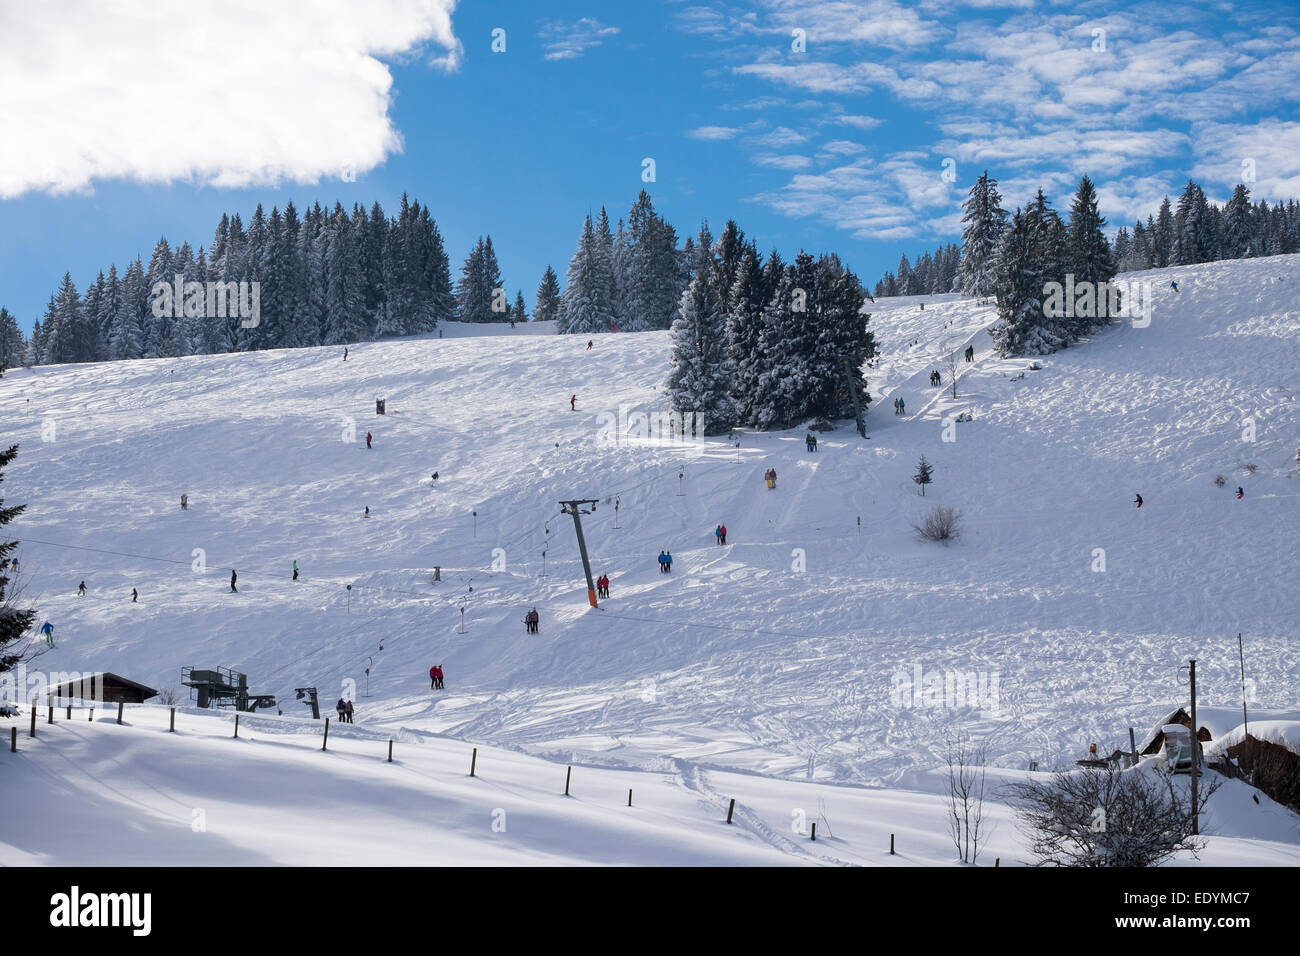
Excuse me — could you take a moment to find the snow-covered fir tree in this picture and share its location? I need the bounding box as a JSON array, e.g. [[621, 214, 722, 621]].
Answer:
[[534, 266, 561, 324], [0, 308, 24, 369], [1065, 175, 1116, 337], [666, 222, 734, 434], [957, 170, 1008, 297], [558, 215, 618, 334]]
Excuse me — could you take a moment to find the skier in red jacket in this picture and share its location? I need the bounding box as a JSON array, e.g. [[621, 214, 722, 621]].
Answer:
[[429, 665, 437, 689], [719, 523, 727, 544]]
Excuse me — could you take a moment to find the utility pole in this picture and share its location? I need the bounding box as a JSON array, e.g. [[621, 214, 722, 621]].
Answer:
[[1189, 658, 1199, 836], [1237, 633, 1249, 741], [559, 498, 600, 608]]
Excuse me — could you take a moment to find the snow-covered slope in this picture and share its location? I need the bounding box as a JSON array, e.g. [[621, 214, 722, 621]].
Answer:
[[1, 256, 1298, 859]]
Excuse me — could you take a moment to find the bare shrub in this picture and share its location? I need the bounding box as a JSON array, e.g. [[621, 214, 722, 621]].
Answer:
[[1245, 463, 1258, 474], [1007, 763, 1221, 867], [913, 506, 963, 543], [946, 733, 990, 864], [157, 687, 181, 707], [1213, 475, 1225, 486]]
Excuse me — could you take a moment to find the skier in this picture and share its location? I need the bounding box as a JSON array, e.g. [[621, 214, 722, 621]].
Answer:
[[570, 394, 577, 411], [131, 588, 138, 603], [180, 493, 188, 510], [715, 524, 723, 545], [345, 700, 355, 723], [965, 345, 974, 362], [720, 523, 727, 545], [366, 431, 372, 449], [657, 550, 668, 573], [230, 569, 238, 592], [898, 396, 905, 415], [434, 664, 444, 689], [78, 580, 86, 596], [665, 550, 673, 572], [430, 664, 438, 690], [586, 340, 593, 350], [292, 560, 299, 581], [41, 621, 54, 647], [1134, 493, 1143, 509], [336, 697, 347, 722], [920, 302, 924, 310], [431, 472, 439, 483], [1170, 280, 1179, 292], [1236, 486, 1244, 500], [343, 347, 348, 361], [364, 506, 370, 519]]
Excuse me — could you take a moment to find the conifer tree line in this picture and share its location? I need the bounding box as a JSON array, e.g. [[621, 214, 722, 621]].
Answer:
[[871, 170, 1300, 358], [6, 194, 540, 368], [666, 219, 878, 434]]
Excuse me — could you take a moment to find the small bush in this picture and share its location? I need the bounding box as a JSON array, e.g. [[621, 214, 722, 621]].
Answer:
[[913, 506, 963, 543], [1213, 475, 1225, 486], [1245, 463, 1258, 474], [158, 688, 181, 707]]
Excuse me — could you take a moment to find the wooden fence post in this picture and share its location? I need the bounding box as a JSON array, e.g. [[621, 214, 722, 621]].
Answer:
[[890, 833, 895, 855], [29, 703, 36, 738], [322, 717, 329, 751], [66, 703, 71, 720], [628, 789, 632, 807], [10, 726, 15, 752], [726, 798, 735, 824], [565, 766, 571, 795], [47, 703, 52, 724], [387, 740, 393, 763], [470, 747, 477, 777], [169, 707, 175, 733], [116, 701, 123, 725], [811, 822, 816, 841], [1129, 727, 1138, 767], [233, 714, 239, 738]]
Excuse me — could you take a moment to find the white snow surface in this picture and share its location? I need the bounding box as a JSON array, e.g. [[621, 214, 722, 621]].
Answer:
[[2, 255, 1299, 864]]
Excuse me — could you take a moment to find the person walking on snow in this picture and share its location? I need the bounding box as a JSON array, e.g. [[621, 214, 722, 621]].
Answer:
[[898, 396, 905, 415], [665, 551, 673, 572], [658, 550, 668, 573], [230, 569, 238, 592], [364, 506, 370, 519], [715, 524, 723, 545], [345, 700, 355, 723], [805, 432, 817, 452], [366, 431, 372, 449], [434, 665, 444, 689], [41, 621, 54, 646], [336, 697, 347, 721], [570, 394, 577, 411], [78, 581, 86, 596], [343, 347, 348, 361], [292, 560, 299, 581], [1134, 493, 1143, 509], [131, 588, 138, 603]]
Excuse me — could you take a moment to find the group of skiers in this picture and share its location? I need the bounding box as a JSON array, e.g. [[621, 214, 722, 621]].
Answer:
[[805, 433, 818, 451], [714, 523, 728, 545], [429, 664, 445, 689], [929, 370, 943, 386], [335, 697, 356, 722], [657, 550, 674, 572], [764, 468, 777, 488], [524, 607, 540, 633], [893, 397, 906, 414], [964, 345, 975, 362], [596, 574, 611, 598]]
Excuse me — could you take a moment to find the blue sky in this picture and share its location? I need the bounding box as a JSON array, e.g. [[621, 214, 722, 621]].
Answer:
[[1, 0, 1298, 331]]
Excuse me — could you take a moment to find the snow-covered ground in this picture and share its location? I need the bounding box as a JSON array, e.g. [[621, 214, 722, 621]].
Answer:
[[2, 255, 1298, 864]]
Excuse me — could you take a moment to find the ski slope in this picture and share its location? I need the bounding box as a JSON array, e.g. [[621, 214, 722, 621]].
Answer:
[[1, 256, 1299, 863]]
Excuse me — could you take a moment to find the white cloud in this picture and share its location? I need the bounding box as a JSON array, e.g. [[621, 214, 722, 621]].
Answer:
[[0, 0, 462, 199], [830, 114, 883, 130], [818, 140, 868, 157], [747, 125, 810, 147], [1192, 119, 1300, 201], [539, 17, 620, 61], [687, 125, 744, 140], [754, 153, 814, 170]]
